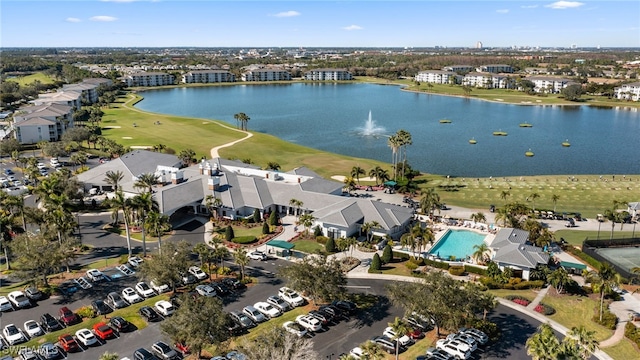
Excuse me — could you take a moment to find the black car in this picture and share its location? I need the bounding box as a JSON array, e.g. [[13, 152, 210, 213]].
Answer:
[[133, 348, 156, 360], [331, 300, 357, 315], [109, 316, 132, 332], [211, 283, 230, 296], [222, 278, 245, 290], [91, 299, 113, 316], [319, 305, 345, 320], [317, 306, 338, 322], [224, 314, 243, 335], [40, 313, 61, 332], [24, 287, 44, 301], [139, 306, 160, 322]]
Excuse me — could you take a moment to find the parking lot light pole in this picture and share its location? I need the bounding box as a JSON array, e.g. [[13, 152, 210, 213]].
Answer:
[[326, 354, 334, 360]]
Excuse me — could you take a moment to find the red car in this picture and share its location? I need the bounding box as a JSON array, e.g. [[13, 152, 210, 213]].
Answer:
[[58, 334, 79, 352], [92, 322, 114, 340], [59, 307, 79, 326], [407, 327, 425, 339], [175, 341, 190, 355]]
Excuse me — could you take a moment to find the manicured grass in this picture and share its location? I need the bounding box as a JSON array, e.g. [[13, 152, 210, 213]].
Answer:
[[291, 239, 324, 254], [487, 289, 537, 302], [601, 338, 640, 360], [380, 261, 414, 277], [555, 230, 636, 247], [232, 225, 264, 239], [542, 294, 613, 341], [6, 72, 56, 87]]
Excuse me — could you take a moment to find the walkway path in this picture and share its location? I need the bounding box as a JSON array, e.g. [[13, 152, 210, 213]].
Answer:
[[526, 285, 551, 311], [209, 124, 253, 158]]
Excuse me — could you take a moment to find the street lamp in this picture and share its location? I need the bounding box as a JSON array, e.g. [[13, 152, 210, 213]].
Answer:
[[326, 354, 334, 360], [597, 220, 602, 240]]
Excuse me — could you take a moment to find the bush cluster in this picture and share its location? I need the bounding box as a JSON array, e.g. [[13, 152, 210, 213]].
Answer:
[[232, 236, 257, 244], [564, 247, 602, 269], [405, 262, 419, 271], [409, 256, 425, 266], [592, 309, 618, 330], [368, 253, 382, 273], [424, 258, 450, 270], [505, 295, 531, 307], [325, 237, 337, 253], [480, 277, 544, 290], [315, 236, 329, 245], [76, 306, 95, 319], [464, 265, 487, 276], [449, 266, 465, 276], [466, 319, 501, 343], [624, 322, 640, 348], [392, 251, 410, 261], [534, 303, 556, 315]]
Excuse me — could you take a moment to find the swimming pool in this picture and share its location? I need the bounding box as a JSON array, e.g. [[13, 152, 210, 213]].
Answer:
[[428, 229, 487, 261]]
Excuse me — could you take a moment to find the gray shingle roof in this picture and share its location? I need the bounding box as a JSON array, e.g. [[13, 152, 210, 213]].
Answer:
[[490, 228, 549, 269]]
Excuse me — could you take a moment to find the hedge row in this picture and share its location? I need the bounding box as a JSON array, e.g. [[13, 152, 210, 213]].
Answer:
[[232, 236, 257, 244], [624, 322, 640, 348], [392, 251, 410, 261], [565, 246, 602, 269], [449, 266, 465, 276], [592, 309, 618, 330], [480, 278, 545, 290], [424, 258, 450, 270], [464, 265, 487, 276]]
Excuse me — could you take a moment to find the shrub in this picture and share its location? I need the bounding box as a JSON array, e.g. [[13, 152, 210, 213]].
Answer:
[[534, 303, 556, 315], [508, 278, 522, 285], [514, 280, 545, 290], [464, 265, 487, 276], [409, 256, 425, 266], [253, 209, 261, 223], [325, 237, 337, 253], [449, 266, 465, 276], [315, 236, 329, 245], [625, 322, 640, 347], [369, 253, 382, 273], [225, 226, 234, 241], [592, 308, 618, 330], [313, 225, 323, 237], [479, 277, 502, 289], [467, 318, 501, 343], [232, 236, 257, 244], [405, 262, 418, 271], [381, 245, 393, 264], [425, 258, 450, 270], [262, 222, 270, 235], [392, 251, 410, 261], [76, 306, 95, 319], [565, 247, 602, 269], [268, 212, 278, 226], [217, 266, 232, 275]]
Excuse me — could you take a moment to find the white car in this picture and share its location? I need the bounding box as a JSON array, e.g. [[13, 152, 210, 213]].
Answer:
[[295, 314, 322, 332], [117, 264, 135, 276], [23, 320, 44, 338], [383, 326, 413, 347], [122, 287, 143, 304], [349, 347, 365, 359], [188, 266, 208, 281], [135, 282, 156, 298], [127, 256, 144, 268], [243, 305, 266, 323], [278, 287, 305, 307], [282, 321, 307, 337], [75, 328, 98, 346], [248, 250, 267, 261], [150, 280, 169, 294], [37, 163, 46, 169], [254, 301, 282, 318], [8, 291, 31, 309], [459, 327, 489, 345], [86, 268, 105, 282], [195, 284, 216, 297], [436, 339, 471, 360], [3, 324, 26, 345], [447, 333, 477, 352], [155, 300, 175, 316], [0, 296, 13, 311]]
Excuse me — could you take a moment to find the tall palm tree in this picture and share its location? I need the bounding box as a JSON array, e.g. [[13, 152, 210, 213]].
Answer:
[[131, 192, 158, 257], [343, 176, 356, 194], [419, 188, 441, 216], [110, 191, 133, 257], [471, 212, 486, 224], [494, 207, 511, 227], [193, 243, 214, 280], [205, 195, 223, 220], [360, 340, 385, 360], [0, 211, 14, 271], [529, 192, 540, 211], [395, 129, 412, 180], [146, 210, 169, 255], [586, 263, 621, 322], [548, 267, 571, 294], [526, 323, 561, 360], [551, 194, 560, 212], [134, 172, 159, 193], [233, 112, 250, 131], [298, 213, 315, 235], [500, 190, 511, 204], [351, 166, 365, 185], [472, 243, 490, 264], [567, 325, 599, 360], [104, 170, 124, 192], [289, 198, 303, 218], [234, 248, 249, 280], [212, 242, 230, 277], [388, 317, 409, 360], [387, 135, 400, 180]]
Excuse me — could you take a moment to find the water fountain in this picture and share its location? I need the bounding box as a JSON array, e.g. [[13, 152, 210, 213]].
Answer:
[[359, 110, 386, 136]]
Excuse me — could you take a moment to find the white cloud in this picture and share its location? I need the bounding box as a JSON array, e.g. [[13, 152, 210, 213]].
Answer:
[[90, 15, 118, 22], [521, 5, 539, 9], [496, 9, 509, 14], [272, 11, 300, 18], [342, 25, 363, 31], [545, 1, 584, 9], [65, 17, 81, 23]]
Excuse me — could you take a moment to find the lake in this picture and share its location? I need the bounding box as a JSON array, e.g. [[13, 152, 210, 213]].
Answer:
[[135, 83, 639, 177]]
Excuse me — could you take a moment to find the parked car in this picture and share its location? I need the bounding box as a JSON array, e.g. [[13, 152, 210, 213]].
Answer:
[[267, 295, 292, 312], [211, 283, 230, 297], [224, 314, 243, 336], [86, 268, 105, 282], [318, 305, 344, 321], [372, 336, 399, 354], [229, 310, 255, 329], [188, 266, 208, 281], [278, 287, 305, 307], [38, 342, 60, 360], [122, 287, 143, 304], [180, 272, 197, 285], [8, 291, 31, 309], [152, 341, 179, 360], [3, 324, 26, 345], [133, 348, 156, 360], [295, 315, 322, 332], [91, 299, 113, 316], [17, 348, 37, 360], [383, 326, 413, 347], [106, 291, 128, 309], [59, 307, 80, 326], [459, 327, 489, 345], [424, 347, 454, 360], [150, 280, 169, 294], [92, 322, 114, 340], [195, 284, 217, 297], [332, 299, 357, 315], [109, 316, 132, 332], [254, 301, 282, 318], [243, 305, 267, 324], [0, 296, 11, 312], [128, 256, 144, 268], [248, 250, 267, 261], [135, 282, 156, 298], [139, 306, 160, 322], [155, 300, 175, 316], [23, 320, 44, 338], [24, 287, 44, 301], [436, 339, 471, 360], [283, 321, 307, 337], [308, 310, 330, 326], [75, 328, 98, 346], [40, 313, 61, 332], [446, 333, 477, 352], [222, 277, 245, 290], [58, 334, 79, 352]]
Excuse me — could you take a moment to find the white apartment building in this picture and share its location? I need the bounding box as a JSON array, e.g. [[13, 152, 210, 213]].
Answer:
[[526, 76, 574, 93], [33, 90, 82, 110], [476, 64, 513, 73], [241, 69, 291, 82], [415, 70, 461, 84], [62, 83, 100, 104], [614, 82, 640, 101], [182, 70, 235, 83], [12, 104, 74, 144], [304, 69, 353, 81], [123, 72, 175, 87], [463, 73, 515, 89], [442, 65, 474, 73]]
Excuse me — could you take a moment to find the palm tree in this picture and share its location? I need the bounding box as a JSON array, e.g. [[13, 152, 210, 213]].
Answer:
[[233, 112, 250, 131], [104, 170, 124, 192], [387, 317, 409, 360], [193, 243, 214, 280], [234, 248, 249, 280], [359, 340, 386, 360], [0, 211, 14, 271], [419, 188, 441, 216], [529, 192, 540, 211], [146, 210, 170, 255], [471, 212, 486, 224], [351, 166, 365, 185], [551, 194, 560, 212], [395, 129, 412, 180], [500, 190, 511, 204], [548, 267, 571, 294], [586, 263, 621, 322], [205, 195, 223, 220], [387, 135, 400, 180], [343, 176, 356, 194], [134, 172, 159, 193], [110, 191, 133, 257], [494, 207, 511, 227], [472, 243, 490, 264], [131, 192, 158, 257], [212, 242, 230, 277], [289, 198, 303, 218], [266, 161, 280, 171], [298, 213, 315, 235], [99, 352, 120, 360], [526, 323, 561, 360], [567, 325, 599, 360]]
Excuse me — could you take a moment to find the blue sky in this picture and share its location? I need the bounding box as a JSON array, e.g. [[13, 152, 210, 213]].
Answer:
[[1, 1, 638, 48]]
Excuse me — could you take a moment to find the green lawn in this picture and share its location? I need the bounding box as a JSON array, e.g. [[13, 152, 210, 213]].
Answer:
[[542, 294, 614, 342], [555, 230, 636, 247], [601, 338, 640, 360], [487, 289, 538, 302], [291, 240, 325, 254], [6, 72, 56, 87]]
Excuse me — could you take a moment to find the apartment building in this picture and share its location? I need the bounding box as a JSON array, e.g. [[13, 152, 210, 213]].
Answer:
[[182, 70, 235, 83], [526, 76, 575, 93], [123, 72, 175, 87], [476, 64, 513, 73], [304, 69, 353, 81], [241, 69, 291, 82], [442, 65, 474, 73], [12, 104, 74, 144], [33, 91, 82, 110], [415, 70, 461, 84], [463, 72, 515, 89], [614, 82, 640, 101]]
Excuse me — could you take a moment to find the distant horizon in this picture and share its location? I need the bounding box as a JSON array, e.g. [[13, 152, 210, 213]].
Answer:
[[2, 1, 639, 48], [2, 46, 640, 50]]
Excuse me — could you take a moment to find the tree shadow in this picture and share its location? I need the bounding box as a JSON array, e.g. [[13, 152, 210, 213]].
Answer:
[[351, 296, 391, 329], [484, 310, 538, 358]]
